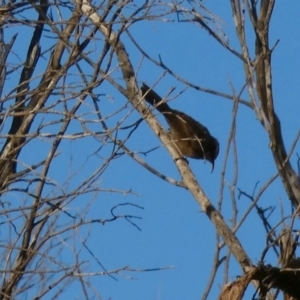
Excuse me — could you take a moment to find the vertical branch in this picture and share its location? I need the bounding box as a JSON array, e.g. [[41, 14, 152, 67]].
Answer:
[[0, 0, 49, 187], [231, 0, 300, 207], [254, 0, 300, 207]]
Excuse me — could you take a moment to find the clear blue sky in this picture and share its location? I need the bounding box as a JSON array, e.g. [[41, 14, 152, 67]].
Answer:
[[5, 1, 300, 299]]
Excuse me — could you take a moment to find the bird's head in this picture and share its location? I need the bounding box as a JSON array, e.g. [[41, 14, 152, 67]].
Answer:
[[207, 138, 219, 172]]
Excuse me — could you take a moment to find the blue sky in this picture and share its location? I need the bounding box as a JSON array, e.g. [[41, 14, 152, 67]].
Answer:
[[3, 1, 300, 299]]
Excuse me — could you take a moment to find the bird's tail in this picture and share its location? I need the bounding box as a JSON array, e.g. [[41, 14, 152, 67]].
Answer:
[[141, 83, 171, 113]]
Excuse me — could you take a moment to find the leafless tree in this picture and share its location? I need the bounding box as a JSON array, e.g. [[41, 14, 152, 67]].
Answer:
[[0, 0, 299, 299]]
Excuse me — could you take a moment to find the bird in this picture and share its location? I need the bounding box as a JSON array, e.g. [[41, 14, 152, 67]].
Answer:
[[141, 83, 219, 171]]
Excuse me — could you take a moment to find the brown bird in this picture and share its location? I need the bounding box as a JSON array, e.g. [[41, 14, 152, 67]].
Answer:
[[141, 83, 219, 171]]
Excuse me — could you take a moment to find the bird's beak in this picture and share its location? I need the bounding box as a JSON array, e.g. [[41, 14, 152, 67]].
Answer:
[[211, 161, 215, 173]]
